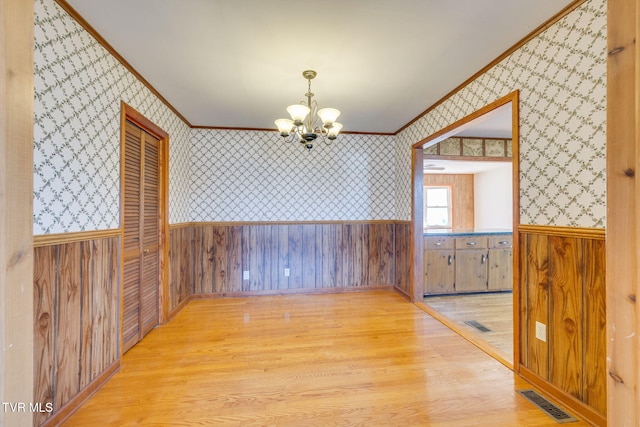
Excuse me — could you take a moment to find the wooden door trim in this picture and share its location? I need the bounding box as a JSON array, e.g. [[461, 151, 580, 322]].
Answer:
[[411, 90, 521, 370], [120, 102, 170, 357]]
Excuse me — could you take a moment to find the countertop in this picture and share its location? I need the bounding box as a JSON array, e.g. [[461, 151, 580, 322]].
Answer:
[[423, 228, 512, 237]]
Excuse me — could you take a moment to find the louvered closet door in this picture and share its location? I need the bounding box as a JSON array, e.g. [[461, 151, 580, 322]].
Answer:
[[141, 130, 159, 335], [123, 120, 160, 353]]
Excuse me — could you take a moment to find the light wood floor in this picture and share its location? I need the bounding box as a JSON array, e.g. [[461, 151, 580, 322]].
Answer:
[[421, 292, 514, 366], [63, 291, 586, 426]]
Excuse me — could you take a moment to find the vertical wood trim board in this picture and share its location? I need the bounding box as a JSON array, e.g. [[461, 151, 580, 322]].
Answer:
[[33, 236, 120, 426], [519, 228, 606, 424], [169, 222, 407, 308], [1, 0, 35, 426], [606, 0, 639, 424]]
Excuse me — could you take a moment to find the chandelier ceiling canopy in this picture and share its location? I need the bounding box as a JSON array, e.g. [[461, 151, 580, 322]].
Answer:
[[275, 70, 343, 150]]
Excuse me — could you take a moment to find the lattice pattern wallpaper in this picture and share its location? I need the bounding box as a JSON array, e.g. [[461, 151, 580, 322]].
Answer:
[[34, 0, 191, 234], [34, 0, 606, 231], [396, 0, 607, 228], [190, 130, 396, 221]]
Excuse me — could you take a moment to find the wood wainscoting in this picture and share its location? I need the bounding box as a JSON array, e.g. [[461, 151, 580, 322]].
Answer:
[[168, 221, 412, 313], [518, 225, 606, 427], [33, 232, 120, 427]]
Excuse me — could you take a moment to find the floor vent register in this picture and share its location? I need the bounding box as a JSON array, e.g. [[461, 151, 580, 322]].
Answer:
[[516, 389, 578, 423], [464, 320, 491, 332]]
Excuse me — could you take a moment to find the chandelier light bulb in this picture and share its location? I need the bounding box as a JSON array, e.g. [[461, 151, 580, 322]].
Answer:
[[318, 108, 341, 126], [274, 118, 294, 136], [327, 122, 343, 139], [286, 104, 310, 125]]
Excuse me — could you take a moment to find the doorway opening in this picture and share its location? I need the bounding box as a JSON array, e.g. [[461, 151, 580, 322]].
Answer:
[[411, 91, 520, 370]]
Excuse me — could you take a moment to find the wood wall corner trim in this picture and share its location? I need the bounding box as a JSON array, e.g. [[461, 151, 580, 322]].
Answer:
[[33, 228, 123, 247], [182, 220, 404, 227], [393, 286, 412, 302], [191, 285, 396, 299], [1, 0, 35, 424], [40, 360, 120, 427], [167, 295, 191, 321], [517, 224, 605, 240], [605, 0, 639, 423], [169, 222, 196, 230]]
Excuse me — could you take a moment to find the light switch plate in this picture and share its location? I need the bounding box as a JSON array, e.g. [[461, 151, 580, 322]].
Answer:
[[284, 268, 290, 277], [243, 270, 249, 280], [535, 321, 547, 342]]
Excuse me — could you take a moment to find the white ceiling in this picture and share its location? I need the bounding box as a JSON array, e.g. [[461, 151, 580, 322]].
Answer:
[[454, 103, 513, 139], [65, 0, 574, 133]]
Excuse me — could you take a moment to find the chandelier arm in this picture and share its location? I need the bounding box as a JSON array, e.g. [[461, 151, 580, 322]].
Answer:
[[283, 131, 297, 144]]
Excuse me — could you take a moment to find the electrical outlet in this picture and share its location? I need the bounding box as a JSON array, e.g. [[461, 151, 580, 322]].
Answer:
[[535, 321, 547, 342], [243, 270, 249, 280], [284, 268, 290, 277]]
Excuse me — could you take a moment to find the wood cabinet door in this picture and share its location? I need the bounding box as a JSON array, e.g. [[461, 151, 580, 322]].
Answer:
[[424, 250, 455, 295], [488, 248, 512, 290], [122, 120, 160, 353], [455, 250, 488, 292]]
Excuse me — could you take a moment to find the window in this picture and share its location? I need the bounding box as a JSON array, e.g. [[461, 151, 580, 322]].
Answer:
[[424, 186, 452, 229]]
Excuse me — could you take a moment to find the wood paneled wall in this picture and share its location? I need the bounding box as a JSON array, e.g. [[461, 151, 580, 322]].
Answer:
[[168, 226, 194, 312], [33, 236, 120, 427], [519, 226, 606, 425], [423, 174, 474, 230], [394, 222, 412, 297], [168, 222, 411, 310]]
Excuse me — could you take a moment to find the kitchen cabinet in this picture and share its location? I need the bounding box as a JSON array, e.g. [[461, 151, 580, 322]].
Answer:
[[487, 235, 512, 291], [454, 236, 488, 292], [424, 232, 512, 295], [424, 236, 455, 294]]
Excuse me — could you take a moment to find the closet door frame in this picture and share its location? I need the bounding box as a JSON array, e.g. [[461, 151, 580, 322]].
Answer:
[[119, 102, 170, 355]]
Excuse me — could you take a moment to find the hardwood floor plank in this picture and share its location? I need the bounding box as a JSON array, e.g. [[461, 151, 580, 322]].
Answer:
[[422, 292, 514, 367], [63, 291, 589, 426]]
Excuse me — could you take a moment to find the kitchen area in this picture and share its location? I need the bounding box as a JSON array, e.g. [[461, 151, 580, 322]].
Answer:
[[420, 102, 515, 366]]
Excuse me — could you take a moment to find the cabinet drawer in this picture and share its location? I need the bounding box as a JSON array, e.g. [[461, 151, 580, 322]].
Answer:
[[455, 236, 488, 249], [425, 236, 454, 250], [489, 235, 512, 248]]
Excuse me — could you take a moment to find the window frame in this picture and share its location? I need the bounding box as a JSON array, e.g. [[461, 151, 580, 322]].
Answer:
[[424, 185, 453, 229]]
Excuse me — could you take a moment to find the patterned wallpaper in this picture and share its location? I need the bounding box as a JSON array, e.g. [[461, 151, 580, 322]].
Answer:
[[33, 0, 191, 234], [190, 130, 396, 221], [33, 0, 606, 232], [396, 0, 607, 228]]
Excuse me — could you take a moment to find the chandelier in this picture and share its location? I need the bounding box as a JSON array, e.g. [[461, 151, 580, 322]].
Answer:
[[275, 70, 343, 150]]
